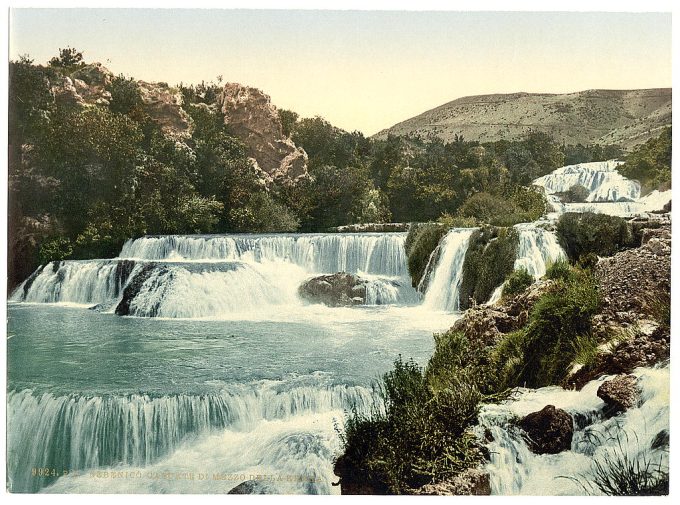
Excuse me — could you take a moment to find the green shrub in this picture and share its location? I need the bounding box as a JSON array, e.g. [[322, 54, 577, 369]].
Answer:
[[572, 334, 600, 368], [228, 192, 300, 232], [502, 268, 534, 298], [456, 187, 547, 227], [339, 341, 492, 494], [493, 266, 600, 388], [38, 237, 73, 264], [565, 183, 590, 203], [617, 127, 671, 193], [404, 223, 448, 288], [545, 258, 573, 281], [459, 227, 519, 309], [556, 212, 633, 262], [438, 213, 478, 229]]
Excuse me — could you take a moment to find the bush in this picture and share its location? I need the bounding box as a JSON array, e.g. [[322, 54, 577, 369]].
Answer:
[[502, 268, 534, 298], [566, 183, 590, 203], [438, 213, 478, 229], [404, 223, 448, 288], [339, 345, 490, 494], [493, 266, 600, 388], [228, 192, 300, 233], [459, 227, 519, 309], [556, 212, 633, 262], [38, 237, 73, 264], [545, 258, 573, 281]]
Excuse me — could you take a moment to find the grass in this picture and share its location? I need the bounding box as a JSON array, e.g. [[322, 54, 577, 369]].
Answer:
[[502, 268, 534, 298], [492, 264, 600, 388], [565, 429, 669, 496]]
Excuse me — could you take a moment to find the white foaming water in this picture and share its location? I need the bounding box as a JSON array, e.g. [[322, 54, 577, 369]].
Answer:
[[119, 233, 409, 277], [533, 160, 639, 202], [421, 228, 476, 311], [478, 365, 669, 495], [535, 160, 671, 218], [7, 381, 376, 494], [12, 233, 419, 317], [10, 260, 141, 304], [512, 223, 566, 279]]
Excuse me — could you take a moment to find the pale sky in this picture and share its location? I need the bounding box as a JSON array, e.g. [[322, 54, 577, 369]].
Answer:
[[9, 9, 672, 135]]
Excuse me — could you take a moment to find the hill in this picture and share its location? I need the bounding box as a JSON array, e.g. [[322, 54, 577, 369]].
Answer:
[[374, 89, 671, 150]]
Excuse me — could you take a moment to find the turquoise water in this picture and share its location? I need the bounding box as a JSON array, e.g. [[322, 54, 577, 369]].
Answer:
[[7, 302, 454, 493]]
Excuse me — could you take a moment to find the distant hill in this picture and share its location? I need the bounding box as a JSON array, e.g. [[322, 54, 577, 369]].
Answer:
[[374, 88, 671, 150]]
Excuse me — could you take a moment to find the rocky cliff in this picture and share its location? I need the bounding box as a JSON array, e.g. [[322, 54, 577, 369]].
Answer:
[[374, 88, 671, 150], [48, 63, 308, 186]]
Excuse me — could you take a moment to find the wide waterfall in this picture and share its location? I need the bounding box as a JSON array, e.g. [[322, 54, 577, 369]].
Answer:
[[7, 383, 376, 493], [478, 365, 669, 495], [11, 233, 418, 317]]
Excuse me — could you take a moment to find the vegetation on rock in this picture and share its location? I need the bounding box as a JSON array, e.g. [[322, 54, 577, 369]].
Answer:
[[556, 212, 633, 263], [459, 227, 519, 309]]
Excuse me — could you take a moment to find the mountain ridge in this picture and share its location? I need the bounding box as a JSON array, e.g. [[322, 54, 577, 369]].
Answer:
[[374, 88, 671, 150]]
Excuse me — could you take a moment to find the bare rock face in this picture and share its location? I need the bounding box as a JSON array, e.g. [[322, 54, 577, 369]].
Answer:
[[597, 374, 640, 414], [52, 64, 114, 107], [137, 81, 192, 138], [218, 83, 309, 184], [518, 405, 573, 455], [299, 273, 367, 307]]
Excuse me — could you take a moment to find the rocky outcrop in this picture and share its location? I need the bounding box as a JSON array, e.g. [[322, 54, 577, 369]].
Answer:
[[597, 374, 640, 414], [415, 468, 491, 495], [592, 222, 670, 338], [299, 273, 367, 307], [450, 279, 554, 346], [218, 83, 308, 184], [227, 480, 278, 494], [518, 405, 573, 454], [51, 63, 113, 107], [564, 321, 669, 390], [137, 81, 192, 138]]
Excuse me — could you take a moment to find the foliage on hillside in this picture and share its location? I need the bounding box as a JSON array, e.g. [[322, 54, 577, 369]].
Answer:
[[617, 127, 671, 192]]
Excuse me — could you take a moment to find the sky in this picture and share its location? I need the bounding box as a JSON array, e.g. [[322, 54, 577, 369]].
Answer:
[[9, 8, 672, 135]]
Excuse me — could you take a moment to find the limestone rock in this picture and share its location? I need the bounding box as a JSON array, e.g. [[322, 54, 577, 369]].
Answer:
[[597, 374, 640, 413], [298, 272, 368, 307], [137, 81, 192, 138], [218, 83, 309, 184], [519, 405, 573, 454]]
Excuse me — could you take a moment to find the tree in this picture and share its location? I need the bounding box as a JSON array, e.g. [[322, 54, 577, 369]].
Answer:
[[49, 47, 84, 68]]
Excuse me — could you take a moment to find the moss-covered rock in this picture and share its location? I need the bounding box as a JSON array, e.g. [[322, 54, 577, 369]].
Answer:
[[404, 223, 448, 288], [459, 227, 519, 309]]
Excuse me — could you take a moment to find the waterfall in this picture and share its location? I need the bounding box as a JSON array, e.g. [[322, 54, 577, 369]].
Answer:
[[533, 160, 639, 202], [11, 233, 416, 317], [10, 260, 140, 305], [477, 365, 669, 495], [513, 223, 566, 279], [7, 383, 376, 493], [421, 229, 476, 311], [534, 160, 671, 217], [119, 233, 409, 277]]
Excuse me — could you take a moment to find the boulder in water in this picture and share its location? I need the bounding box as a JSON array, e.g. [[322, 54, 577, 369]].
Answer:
[[518, 405, 573, 454], [597, 374, 640, 414], [227, 480, 279, 494], [298, 272, 368, 307]]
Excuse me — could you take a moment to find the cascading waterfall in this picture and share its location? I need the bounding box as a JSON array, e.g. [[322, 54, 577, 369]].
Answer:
[[534, 160, 671, 217], [478, 365, 669, 495], [7, 383, 376, 493], [421, 228, 476, 311], [12, 233, 417, 317]]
